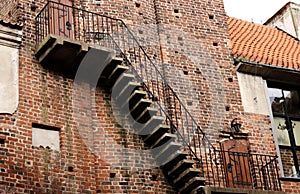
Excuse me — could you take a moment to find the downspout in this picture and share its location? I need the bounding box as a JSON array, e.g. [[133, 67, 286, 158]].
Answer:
[[235, 58, 300, 177]]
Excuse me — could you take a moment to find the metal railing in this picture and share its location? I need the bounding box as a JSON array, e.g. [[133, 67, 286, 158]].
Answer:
[[35, 0, 212, 167], [35, 1, 281, 191], [204, 149, 281, 191]]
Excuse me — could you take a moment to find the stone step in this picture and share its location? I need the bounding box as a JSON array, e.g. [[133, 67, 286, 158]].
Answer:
[[174, 168, 201, 186], [135, 116, 165, 135], [143, 124, 170, 145], [190, 186, 205, 194], [178, 177, 206, 194], [150, 133, 176, 149], [130, 98, 153, 120], [135, 107, 158, 124], [113, 73, 135, 95], [167, 159, 195, 178], [120, 90, 147, 110], [113, 81, 141, 104], [153, 142, 182, 165], [100, 57, 124, 78], [162, 152, 189, 172], [107, 64, 129, 85]]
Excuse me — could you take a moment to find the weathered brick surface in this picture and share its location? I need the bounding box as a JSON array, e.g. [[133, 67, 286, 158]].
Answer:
[[0, 0, 20, 23], [1, 0, 300, 193], [0, 0, 174, 193]]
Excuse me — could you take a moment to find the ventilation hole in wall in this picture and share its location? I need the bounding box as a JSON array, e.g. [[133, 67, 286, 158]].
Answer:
[[183, 70, 188, 75], [138, 30, 143, 34], [228, 77, 233, 82], [26, 160, 33, 167], [139, 12, 143, 15], [68, 166, 74, 172], [174, 9, 179, 13], [31, 3, 38, 12], [110, 172, 116, 178], [209, 14, 214, 19], [195, 68, 201, 74], [213, 42, 218, 46], [175, 15, 180, 18], [178, 37, 183, 41], [174, 50, 179, 54], [135, 2, 141, 8], [0, 139, 4, 144], [150, 174, 158, 181], [152, 96, 158, 101], [1, 168, 5, 172], [225, 106, 230, 111], [187, 101, 193, 106]]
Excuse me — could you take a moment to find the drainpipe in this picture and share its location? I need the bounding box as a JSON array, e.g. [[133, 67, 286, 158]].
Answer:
[[281, 91, 300, 177]]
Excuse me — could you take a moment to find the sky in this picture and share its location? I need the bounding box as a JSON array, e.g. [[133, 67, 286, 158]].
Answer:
[[223, 0, 300, 24]]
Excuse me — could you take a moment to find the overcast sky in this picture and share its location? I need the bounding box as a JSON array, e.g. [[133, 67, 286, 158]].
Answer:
[[223, 0, 300, 24]]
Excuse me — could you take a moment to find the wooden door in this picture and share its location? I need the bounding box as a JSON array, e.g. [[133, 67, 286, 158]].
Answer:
[[49, 0, 74, 39], [220, 139, 252, 188]]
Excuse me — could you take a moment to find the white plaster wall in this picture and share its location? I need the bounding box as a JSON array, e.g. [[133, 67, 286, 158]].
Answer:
[[237, 72, 270, 115], [0, 45, 19, 114], [32, 127, 60, 151]]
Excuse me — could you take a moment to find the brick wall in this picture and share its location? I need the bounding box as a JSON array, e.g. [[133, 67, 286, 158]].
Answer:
[[0, 0, 175, 193], [0, 0, 20, 22], [1, 0, 299, 193]]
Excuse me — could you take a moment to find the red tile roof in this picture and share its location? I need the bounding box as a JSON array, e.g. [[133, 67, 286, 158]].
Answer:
[[227, 17, 300, 70]]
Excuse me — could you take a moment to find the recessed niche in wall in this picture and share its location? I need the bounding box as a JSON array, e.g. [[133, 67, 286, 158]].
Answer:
[[135, 2, 141, 8], [32, 123, 60, 151]]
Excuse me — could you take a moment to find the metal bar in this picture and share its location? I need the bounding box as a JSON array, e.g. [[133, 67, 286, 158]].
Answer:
[[35, 1, 216, 171], [250, 154, 257, 189], [92, 13, 95, 44], [265, 155, 272, 190], [275, 157, 282, 191]]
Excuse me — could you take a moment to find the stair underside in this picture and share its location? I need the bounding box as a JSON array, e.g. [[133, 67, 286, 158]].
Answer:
[[35, 35, 206, 193]]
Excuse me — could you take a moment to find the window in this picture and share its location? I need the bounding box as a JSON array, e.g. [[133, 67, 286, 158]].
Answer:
[[268, 82, 300, 177], [32, 123, 60, 151]]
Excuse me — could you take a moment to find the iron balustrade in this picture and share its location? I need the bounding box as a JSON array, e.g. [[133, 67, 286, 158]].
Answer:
[[35, 1, 281, 191], [35, 0, 212, 168], [204, 149, 281, 191]]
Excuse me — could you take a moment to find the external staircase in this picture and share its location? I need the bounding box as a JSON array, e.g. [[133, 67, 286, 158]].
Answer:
[[35, 1, 282, 193], [35, 33, 206, 193]]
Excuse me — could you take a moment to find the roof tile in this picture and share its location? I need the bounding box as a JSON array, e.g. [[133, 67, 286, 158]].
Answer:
[[227, 17, 300, 70]]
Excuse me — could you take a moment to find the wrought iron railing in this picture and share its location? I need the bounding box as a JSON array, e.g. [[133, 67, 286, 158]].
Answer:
[[35, 1, 281, 191], [204, 150, 281, 191], [35, 0, 212, 167]]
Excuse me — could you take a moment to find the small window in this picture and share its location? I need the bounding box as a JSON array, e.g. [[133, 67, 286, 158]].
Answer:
[[32, 123, 60, 151]]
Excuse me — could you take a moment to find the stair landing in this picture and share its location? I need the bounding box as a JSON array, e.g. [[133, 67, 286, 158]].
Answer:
[[35, 34, 118, 79]]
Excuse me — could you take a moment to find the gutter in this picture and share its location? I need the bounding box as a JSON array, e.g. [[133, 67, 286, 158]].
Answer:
[[234, 58, 300, 74]]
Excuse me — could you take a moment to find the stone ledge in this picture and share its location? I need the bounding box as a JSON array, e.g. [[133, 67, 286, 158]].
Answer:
[[279, 177, 300, 182], [0, 24, 22, 48]]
